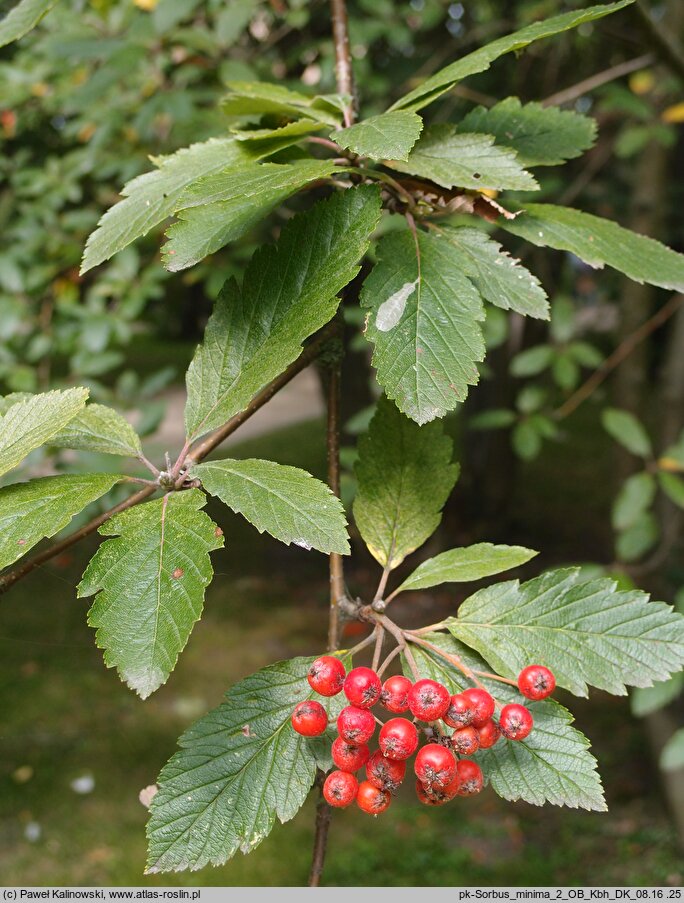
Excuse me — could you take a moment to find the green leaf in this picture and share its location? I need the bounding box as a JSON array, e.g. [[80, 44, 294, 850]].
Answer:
[[51, 404, 143, 458], [616, 511, 659, 562], [146, 655, 347, 873], [191, 459, 349, 555], [658, 472, 684, 509], [661, 728, 684, 771], [392, 543, 537, 595], [0, 388, 88, 479], [511, 345, 554, 377], [78, 490, 223, 699], [569, 341, 603, 368], [81, 139, 254, 274], [469, 408, 517, 430], [407, 633, 606, 810], [353, 398, 458, 569], [501, 204, 684, 293], [221, 81, 344, 127], [0, 0, 58, 48], [612, 472, 656, 531], [446, 567, 684, 696], [0, 473, 121, 570], [512, 420, 542, 460], [230, 120, 326, 147], [387, 126, 537, 192], [390, 1, 634, 112], [335, 111, 423, 161], [184, 184, 381, 440], [631, 673, 683, 717], [459, 98, 597, 167], [361, 226, 485, 424], [164, 160, 341, 272], [432, 226, 548, 319], [602, 408, 652, 457]]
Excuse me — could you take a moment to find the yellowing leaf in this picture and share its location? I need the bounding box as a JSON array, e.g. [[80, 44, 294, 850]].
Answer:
[[662, 102, 684, 124]]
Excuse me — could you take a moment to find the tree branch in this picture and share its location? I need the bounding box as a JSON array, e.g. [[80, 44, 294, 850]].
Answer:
[[0, 484, 157, 594], [553, 294, 683, 421], [309, 1, 356, 886], [330, 0, 355, 127], [542, 54, 654, 107], [0, 323, 339, 596]]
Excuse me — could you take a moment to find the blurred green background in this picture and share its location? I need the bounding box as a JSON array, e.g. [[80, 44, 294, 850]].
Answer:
[[1, 0, 684, 886]]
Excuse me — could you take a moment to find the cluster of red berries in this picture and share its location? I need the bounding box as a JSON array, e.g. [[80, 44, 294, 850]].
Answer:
[[291, 657, 556, 814]]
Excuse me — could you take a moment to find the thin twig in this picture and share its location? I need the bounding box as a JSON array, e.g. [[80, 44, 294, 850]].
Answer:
[[377, 644, 403, 677], [345, 630, 377, 658], [371, 626, 385, 672], [306, 136, 345, 153], [373, 566, 391, 604], [375, 614, 421, 680], [542, 54, 654, 107], [553, 294, 683, 421], [326, 364, 345, 652], [330, 0, 355, 127], [137, 453, 161, 477], [405, 633, 486, 690]]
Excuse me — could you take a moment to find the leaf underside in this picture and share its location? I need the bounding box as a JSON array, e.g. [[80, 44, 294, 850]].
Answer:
[[353, 397, 458, 569]]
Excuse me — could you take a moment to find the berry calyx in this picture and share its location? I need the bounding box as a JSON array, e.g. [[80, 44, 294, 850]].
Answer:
[[518, 664, 556, 701], [323, 770, 358, 808], [337, 705, 376, 744], [456, 759, 483, 796], [380, 675, 412, 713], [291, 700, 328, 737], [308, 655, 346, 697], [443, 693, 475, 729], [477, 719, 501, 749], [414, 742, 457, 790], [378, 717, 419, 760], [331, 737, 370, 773], [366, 750, 406, 792], [462, 687, 496, 727], [343, 666, 382, 709], [450, 725, 480, 756], [407, 679, 450, 721], [356, 780, 391, 815], [499, 703, 534, 740]]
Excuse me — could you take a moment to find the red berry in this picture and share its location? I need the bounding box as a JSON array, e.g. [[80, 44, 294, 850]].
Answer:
[[443, 693, 475, 729], [337, 705, 376, 744], [378, 717, 419, 760], [456, 759, 483, 796], [323, 770, 358, 807], [291, 700, 328, 736], [366, 749, 406, 792], [331, 737, 370, 772], [415, 779, 448, 806], [356, 780, 391, 815], [408, 679, 450, 721], [462, 688, 496, 727], [343, 666, 382, 708], [308, 656, 346, 696], [477, 719, 501, 749], [451, 725, 480, 756], [518, 664, 556, 701], [499, 703, 534, 740], [414, 742, 457, 790], [380, 675, 412, 713]]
